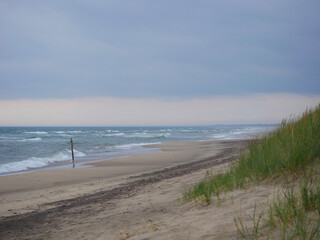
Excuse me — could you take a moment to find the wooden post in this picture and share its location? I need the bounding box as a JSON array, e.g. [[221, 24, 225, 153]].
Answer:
[[70, 138, 75, 168]]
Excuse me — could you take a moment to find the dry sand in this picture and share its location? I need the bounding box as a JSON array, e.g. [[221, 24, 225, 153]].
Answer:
[[0, 140, 280, 239]]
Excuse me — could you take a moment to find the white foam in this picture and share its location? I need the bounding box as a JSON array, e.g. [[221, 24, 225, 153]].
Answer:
[[160, 129, 173, 132], [180, 129, 194, 132], [66, 131, 82, 134], [0, 149, 85, 174], [53, 131, 72, 137], [103, 133, 125, 137], [25, 131, 48, 135], [103, 142, 160, 152], [112, 142, 152, 150], [17, 138, 42, 142], [53, 131, 79, 135], [0, 136, 18, 141], [210, 134, 230, 139], [125, 133, 171, 138], [105, 130, 120, 133]]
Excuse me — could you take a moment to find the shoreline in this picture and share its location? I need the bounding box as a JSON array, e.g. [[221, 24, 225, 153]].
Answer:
[[0, 137, 253, 177], [0, 143, 161, 177], [0, 140, 239, 195], [0, 139, 253, 239], [0, 146, 160, 178], [0, 125, 275, 177]]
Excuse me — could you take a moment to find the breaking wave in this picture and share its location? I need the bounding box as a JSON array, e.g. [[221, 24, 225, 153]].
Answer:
[[0, 149, 85, 174]]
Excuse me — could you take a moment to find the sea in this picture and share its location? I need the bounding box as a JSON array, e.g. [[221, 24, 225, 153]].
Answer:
[[0, 125, 276, 175]]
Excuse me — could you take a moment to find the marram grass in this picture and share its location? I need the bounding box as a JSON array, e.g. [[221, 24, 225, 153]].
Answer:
[[184, 104, 320, 239], [184, 104, 320, 203], [234, 180, 320, 240], [234, 105, 320, 180]]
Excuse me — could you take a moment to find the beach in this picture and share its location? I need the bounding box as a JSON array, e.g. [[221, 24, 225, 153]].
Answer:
[[0, 139, 280, 239], [1, 1, 319, 238]]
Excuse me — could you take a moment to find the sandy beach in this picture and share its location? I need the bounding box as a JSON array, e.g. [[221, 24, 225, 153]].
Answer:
[[0, 139, 280, 239]]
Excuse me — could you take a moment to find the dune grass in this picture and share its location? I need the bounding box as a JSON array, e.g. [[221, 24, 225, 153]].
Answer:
[[235, 107, 320, 181], [184, 104, 320, 239], [266, 183, 320, 239], [184, 104, 320, 204], [233, 171, 320, 240]]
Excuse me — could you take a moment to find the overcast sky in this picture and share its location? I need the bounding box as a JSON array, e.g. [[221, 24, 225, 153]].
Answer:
[[1, 0, 320, 126]]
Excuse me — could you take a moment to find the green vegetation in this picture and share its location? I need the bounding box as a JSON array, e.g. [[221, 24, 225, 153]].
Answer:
[[184, 105, 320, 203], [184, 104, 320, 238], [234, 203, 263, 239], [235, 108, 320, 181], [233, 174, 320, 239], [266, 183, 320, 239]]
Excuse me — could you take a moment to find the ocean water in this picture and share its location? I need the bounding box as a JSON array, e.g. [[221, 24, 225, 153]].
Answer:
[[0, 125, 275, 175]]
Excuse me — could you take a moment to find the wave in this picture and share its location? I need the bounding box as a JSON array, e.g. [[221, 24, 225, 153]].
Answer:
[[96, 132, 170, 138], [179, 129, 194, 132], [52, 131, 72, 137], [54, 130, 82, 133], [54, 131, 66, 134], [0, 136, 18, 141], [102, 133, 126, 137], [93, 142, 161, 153], [67, 131, 82, 133], [105, 130, 120, 133], [0, 137, 42, 142], [111, 142, 160, 151], [160, 129, 173, 132], [17, 138, 42, 142], [24, 131, 48, 135], [210, 133, 251, 140], [125, 133, 171, 138], [0, 149, 85, 174]]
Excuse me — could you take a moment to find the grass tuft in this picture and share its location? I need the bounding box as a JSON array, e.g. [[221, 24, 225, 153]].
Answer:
[[234, 204, 263, 240], [266, 182, 320, 239]]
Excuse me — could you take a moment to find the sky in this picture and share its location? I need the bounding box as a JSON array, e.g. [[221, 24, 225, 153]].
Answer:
[[0, 0, 320, 126]]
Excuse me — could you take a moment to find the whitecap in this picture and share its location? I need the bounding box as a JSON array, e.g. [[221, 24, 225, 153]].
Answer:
[[53, 131, 72, 137], [24, 131, 48, 135], [17, 138, 42, 142], [125, 133, 171, 138], [0, 149, 86, 174], [66, 131, 82, 134], [0, 136, 19, 141], [111, 142, 161, 151], [105, 130, 120, 133], [103, 133, 125, 137]]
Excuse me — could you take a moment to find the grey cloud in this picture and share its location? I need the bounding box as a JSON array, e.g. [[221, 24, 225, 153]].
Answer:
[[0, 0, 320, 99]]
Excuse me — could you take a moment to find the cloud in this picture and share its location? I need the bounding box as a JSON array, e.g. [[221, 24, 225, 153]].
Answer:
[[1, 0, 320, 99], [0, 94, 319, 126]]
